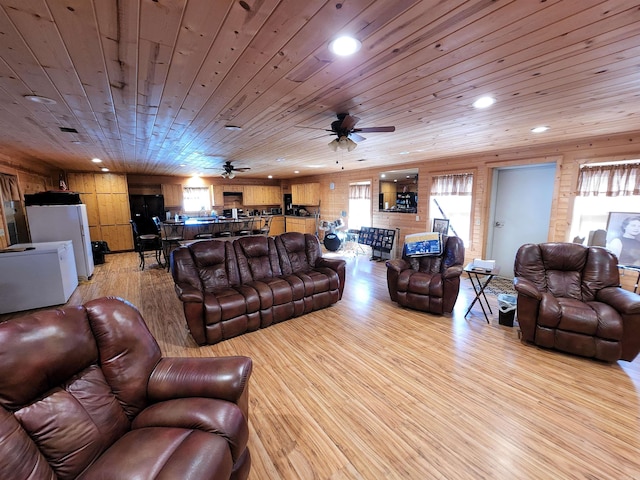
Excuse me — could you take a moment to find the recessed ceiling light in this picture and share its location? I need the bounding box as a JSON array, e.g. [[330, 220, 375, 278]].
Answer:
[[294, 170, 300, 174], [329, 36, 361, 56], [472, 96, 496, 109], [381, 174, 386, 178], [531, 126, 549, 133], [224, 125, 242, 131], [91, 158, 102, 163], [268, 175, 273, 179], [100, 167, 109, 172], [24, 95, 57, 105]]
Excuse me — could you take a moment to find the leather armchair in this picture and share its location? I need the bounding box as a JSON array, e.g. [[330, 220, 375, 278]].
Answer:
[[514, 242, 640, 362], [0, 297, 252, 479], [386, 235, 465, 314]]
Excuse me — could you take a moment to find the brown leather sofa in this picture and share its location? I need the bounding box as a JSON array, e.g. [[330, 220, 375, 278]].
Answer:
[[171, 232, 346, 345], [514, 242, 640, 362], [0, 297, 252, 479], [386, 235, 465, 314]]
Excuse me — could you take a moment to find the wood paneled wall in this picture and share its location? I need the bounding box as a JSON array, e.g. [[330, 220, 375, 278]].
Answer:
[[290, 131, 640, 268], [15, 130, 639, 274]]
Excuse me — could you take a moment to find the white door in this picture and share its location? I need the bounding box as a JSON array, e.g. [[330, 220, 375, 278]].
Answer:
[[487, 164, 556, 278]]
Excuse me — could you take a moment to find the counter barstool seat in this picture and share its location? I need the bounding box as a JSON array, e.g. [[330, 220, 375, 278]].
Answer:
[[160, 221, 184, 270], [131, 219, 163, 270]]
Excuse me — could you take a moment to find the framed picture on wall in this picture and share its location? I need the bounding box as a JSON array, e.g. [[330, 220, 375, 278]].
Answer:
[[606, 212, 640, 266], [432, 218, 449, 235]]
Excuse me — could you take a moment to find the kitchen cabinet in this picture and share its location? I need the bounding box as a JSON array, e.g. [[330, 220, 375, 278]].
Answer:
[[291, 183, 320, 206], [161, 184, 183, 208], [285, 217, 316, 234], [243, 185, 281, 206], [67, 172, 133, 251]]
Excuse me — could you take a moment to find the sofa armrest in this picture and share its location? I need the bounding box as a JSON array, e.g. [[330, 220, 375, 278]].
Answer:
[[148, 356, 253, 419], [385, 259, 410, 273], [596, 286, 640, 314], [315, 256, 345, 272], [442, 264, 463, 279], [173, 284, 203, 303], [315, 257, 346, 299], [514, 277, 542, 300]]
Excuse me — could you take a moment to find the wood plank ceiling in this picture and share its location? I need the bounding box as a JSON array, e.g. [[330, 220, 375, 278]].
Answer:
[[0, 0, 639, 179]]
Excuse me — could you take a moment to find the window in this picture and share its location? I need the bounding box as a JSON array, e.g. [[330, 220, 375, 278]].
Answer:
[[429, 173, 473, 246], [570, 161, 640, 253], [182, 186, 211, 213], [348, 182, 371, 231]]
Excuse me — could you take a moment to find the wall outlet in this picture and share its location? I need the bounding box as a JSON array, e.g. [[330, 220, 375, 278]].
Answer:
[[0, 228, 4, 236], [415, 215, 420, 221]]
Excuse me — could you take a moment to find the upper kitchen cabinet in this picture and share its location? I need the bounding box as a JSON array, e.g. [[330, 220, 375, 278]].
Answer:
[[94, 174, 127, 194], [291, 183, 320, 206], [67, 173, 132, 251], [161, 184, 183, 208], [243, 185, 282, 206]]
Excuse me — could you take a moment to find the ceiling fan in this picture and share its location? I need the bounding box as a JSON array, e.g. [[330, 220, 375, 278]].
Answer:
[[208, 160, 250, 179], [328, 113, 396, 152]]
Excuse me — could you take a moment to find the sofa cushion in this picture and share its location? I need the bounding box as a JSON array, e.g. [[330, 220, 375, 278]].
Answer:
[[234, 236, 282, 282], [79, 427, 233, 480]]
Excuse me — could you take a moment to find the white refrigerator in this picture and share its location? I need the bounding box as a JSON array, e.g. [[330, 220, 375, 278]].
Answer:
[[0, 241, 78, 313], [26, 204, 95, 280]]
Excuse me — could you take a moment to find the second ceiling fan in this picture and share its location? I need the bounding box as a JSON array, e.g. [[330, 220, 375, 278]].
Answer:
[[328, 113, 395, 151], [205, 160, 250, 179]]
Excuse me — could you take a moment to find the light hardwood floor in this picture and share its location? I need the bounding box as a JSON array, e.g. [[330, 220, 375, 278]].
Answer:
[[3, 250, 640, 479]]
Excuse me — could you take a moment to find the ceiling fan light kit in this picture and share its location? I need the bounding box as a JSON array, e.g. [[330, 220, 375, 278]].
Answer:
[[329, 136, 357, 152], [206, 160, 249, 178], [327, 113, 396, 152]]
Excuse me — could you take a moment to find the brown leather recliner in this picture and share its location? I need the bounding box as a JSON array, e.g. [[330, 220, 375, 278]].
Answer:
[[386, 235, 465, 314], [0, 297, 252, 479], [514, 242, 640, 362]]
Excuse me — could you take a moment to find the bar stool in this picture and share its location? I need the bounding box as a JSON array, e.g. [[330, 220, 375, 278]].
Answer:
[[216, 221, 233, 238], [130, 219, 162, 270], [252, 216, 272, 235], [194, 222, 214, 240], [160, 221, 184, 270], [235, 218, 254, 236]]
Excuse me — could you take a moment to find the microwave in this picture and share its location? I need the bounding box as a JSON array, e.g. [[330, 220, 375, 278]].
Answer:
[[270, 207, 282, 215]]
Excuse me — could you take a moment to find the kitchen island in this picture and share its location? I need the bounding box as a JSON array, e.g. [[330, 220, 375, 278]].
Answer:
[[175, 216, 282, 239]]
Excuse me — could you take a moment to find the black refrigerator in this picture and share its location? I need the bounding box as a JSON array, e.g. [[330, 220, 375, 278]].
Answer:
[[129, 194, 165, 235]]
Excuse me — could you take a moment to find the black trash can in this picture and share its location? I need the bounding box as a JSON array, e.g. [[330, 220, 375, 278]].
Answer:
[[497, 294, 517, 327], [91, 241, 110, 265]]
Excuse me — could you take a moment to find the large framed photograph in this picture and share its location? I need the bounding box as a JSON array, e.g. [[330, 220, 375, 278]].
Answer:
[[606, 212, 640, 266], [432, 218, 449, 235]]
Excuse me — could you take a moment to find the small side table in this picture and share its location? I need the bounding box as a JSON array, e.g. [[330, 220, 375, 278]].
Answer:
[[464, 263, 501, 324]]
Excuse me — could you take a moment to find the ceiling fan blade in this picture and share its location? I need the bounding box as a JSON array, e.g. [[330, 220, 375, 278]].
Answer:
[[341, 114, 359, 131], [354, 126, 396, 133], [350, 132, 366, 143], [235, 167, 251, 172]]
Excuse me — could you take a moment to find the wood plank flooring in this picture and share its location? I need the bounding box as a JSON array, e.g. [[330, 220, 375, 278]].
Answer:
[[2, 250, 640, 479]]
